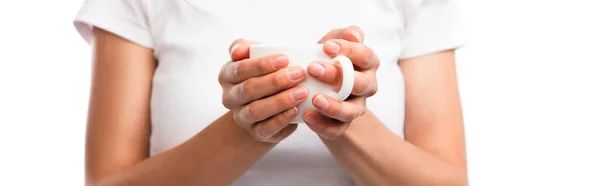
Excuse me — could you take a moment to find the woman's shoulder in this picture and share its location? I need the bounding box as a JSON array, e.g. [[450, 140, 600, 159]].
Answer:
[[397, 0, 468, 60], [73, 0, 154, 48]]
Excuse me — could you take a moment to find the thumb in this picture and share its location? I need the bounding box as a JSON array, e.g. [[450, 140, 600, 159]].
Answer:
[[317, 26, 364, 44], [318, 28, 343, 44], [306, 61, 343, 88], [229, 39, 261, 61]]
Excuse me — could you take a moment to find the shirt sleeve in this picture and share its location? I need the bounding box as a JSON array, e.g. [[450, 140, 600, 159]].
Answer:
[[73, 0, 154, 48], [399, 0, 468, 60]]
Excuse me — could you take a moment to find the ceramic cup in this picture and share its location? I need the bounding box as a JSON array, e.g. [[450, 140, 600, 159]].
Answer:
[[249, 44, 355, 123]]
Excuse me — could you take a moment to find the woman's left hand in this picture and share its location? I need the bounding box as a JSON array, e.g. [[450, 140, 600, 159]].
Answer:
[[303, 27, 380, 139]]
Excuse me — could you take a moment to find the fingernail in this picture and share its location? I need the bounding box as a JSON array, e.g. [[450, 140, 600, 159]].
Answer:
[[350, 30, 362, 43], [287, 67, 305, 81], [290, 87, 307, 101], [325, 41, 340, 54], [303, 114, 316, 125], [283, 107, 298, 117], [271, 55, 288, 69], [230, 44, 239, 56], [313, 95, 329, 109], [307, 62, 325, 78]]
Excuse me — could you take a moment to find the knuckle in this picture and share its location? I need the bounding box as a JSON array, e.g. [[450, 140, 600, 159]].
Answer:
[[218, 70, 225, 84], [247, 103, 261, 121], [230, 63, 242, 82], [241, 80, 251, 94], [356, 46, 373, 69], [331, 100, 344, 115], [370, 81, 379, 96], [253, 125, 272, 142], [221, 95, 233, 108], [253, 130, 276, 143], [234, 61, 244, 77], [252, 132, 271, 142], [355, 78, 369, 95], [233, 111, 247, 128], [240, 80, 256, 100], [259, 57, 273, 73], [218, 63, 231, 83], [355, 75, 377, 96], [237, 105, 256, 126], [276, 92, 292, 107], [271, 71, 289, 88], [345, 41, 355, 56]]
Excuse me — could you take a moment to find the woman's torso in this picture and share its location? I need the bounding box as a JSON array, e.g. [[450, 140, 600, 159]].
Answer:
[[147, 0, 414, 185]]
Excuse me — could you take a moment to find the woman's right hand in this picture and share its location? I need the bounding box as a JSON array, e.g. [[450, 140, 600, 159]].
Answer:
[[219, 39, 308, 143]]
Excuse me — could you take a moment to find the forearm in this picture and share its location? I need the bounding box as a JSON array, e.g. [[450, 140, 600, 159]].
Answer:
[[96, 111, 274, 186], [322, 111, 468, 186]]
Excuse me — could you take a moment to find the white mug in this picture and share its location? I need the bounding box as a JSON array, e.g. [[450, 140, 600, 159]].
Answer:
[[249, 44, 355, 123]]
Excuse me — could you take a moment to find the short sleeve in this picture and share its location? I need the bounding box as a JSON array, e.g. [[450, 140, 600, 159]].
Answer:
[[73, 0, 154, 48], [399, 0, 468, 59]]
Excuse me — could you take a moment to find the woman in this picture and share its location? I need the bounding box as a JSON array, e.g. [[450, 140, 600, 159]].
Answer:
[[74, 0, 468, 185]]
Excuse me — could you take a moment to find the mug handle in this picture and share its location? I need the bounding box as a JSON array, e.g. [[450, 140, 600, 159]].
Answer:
[[332, 55, 355, 100]]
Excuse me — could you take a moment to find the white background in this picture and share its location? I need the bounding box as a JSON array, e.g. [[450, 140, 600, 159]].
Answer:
[[1, 0, 598, 185]]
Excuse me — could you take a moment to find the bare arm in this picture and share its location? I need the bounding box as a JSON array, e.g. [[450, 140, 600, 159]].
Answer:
[[301, 27, 467, 185], [86, 26, 362, 185], [86, 28, 280, 186], [320, 50, 468, 185]]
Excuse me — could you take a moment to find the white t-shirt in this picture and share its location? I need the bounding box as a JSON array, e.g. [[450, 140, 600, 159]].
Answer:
[[73, 0, 466, 185]]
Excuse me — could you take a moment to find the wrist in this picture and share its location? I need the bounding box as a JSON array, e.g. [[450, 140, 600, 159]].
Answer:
[[320, 110, 379, 146]]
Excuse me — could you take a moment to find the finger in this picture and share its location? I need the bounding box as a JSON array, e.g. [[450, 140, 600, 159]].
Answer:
[[317, 26, 363, 44], [254, 124, 298, 143], [350, 71, 377, 96], [229, 39, 260, 61], [311, 94, 366, 122], [341, 25, 364, 43], [251, 107, 299, 143], [234, 86, 308, 126], [225, 66, 306, 106], [306, 61, 341, 87], [271, 124, 298, 142], [317, 28, 343, 44], [303, 111, 348, 140], [307, 62, 377, 96], [322, 39, 379, 70], [220, 54, 289, 84]]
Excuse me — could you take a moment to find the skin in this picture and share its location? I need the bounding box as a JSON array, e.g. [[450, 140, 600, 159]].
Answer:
[[85, 27, 357, 185], [86, 28, 282, 185], [86, 23, 466, 185], [220, 39, 306, 143], [303, 27, 468, 185]]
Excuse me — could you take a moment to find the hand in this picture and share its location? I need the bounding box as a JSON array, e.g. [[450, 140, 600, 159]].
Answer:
[[303, 26, 380, 140], [219, 39, 308, 143]]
